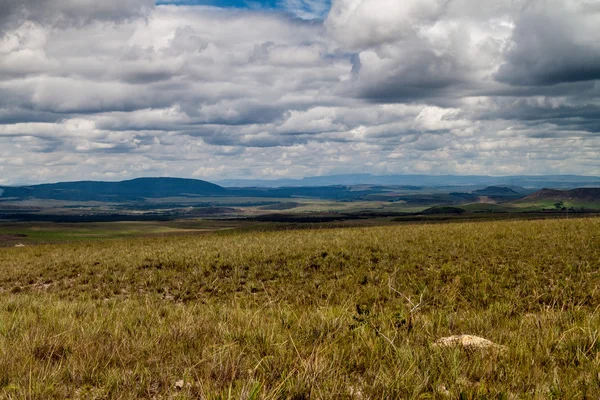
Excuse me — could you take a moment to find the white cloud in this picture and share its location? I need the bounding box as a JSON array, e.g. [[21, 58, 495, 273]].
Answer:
[[0, 0, 599, 184]]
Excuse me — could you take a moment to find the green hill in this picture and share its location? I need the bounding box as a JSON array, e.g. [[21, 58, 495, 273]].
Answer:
[[472, 186, 519, 196], [0, 178, 227, 202]]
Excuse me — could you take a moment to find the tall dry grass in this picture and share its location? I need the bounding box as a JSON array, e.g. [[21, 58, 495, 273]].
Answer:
[[0, 218, 599, 398]]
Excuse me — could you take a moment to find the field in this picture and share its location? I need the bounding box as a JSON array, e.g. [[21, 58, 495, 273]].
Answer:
[[0, 196, 431, 223], [1, 217, 600, 398], [512, 199, 600, 211], [0, 221, 244, 246]]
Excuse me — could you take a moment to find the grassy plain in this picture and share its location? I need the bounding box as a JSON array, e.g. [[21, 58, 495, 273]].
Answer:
[[510, 198, 600, 211], [1, 217, 600, 398], [0, 221, 242, 245]]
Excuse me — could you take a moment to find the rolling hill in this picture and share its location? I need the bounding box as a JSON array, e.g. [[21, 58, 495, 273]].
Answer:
[[516, 188, 600, 209], [522, 188, 600, 202], [0, 178, 227, 202], [472, 186, 520, 196]]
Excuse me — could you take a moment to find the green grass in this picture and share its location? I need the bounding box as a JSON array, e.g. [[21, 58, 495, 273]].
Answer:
[[461, 203, 512, 213], [0, 221, 239, 244], [1, 218, 600, 398], [512, 199, 600, 211]]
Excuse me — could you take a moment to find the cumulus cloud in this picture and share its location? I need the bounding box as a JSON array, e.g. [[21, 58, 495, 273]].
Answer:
[[326, 0, 448, 49], [326, 0, 514, 103], [0, 0, 599, 184]]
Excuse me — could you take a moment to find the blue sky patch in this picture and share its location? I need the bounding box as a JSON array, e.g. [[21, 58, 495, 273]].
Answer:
[[155, 0, 331, 20], [156, 0, 277, 7]]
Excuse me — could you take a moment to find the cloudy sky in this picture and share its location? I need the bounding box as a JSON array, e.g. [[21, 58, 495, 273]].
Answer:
[[1, 0, 600, 184]]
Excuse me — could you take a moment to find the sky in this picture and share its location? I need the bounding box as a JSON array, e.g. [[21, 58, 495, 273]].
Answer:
[[1, 0, 600, 184]]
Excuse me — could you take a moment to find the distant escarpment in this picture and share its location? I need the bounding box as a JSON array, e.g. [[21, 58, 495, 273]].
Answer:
[[523, 188, 600, 203]]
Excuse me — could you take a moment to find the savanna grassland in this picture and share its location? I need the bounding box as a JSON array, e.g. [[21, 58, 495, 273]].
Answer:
[[1, 218, 600, 399]]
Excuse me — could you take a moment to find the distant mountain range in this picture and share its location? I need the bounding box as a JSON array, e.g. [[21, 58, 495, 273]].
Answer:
[[1, 175, 599, 203], [216, 174, 600, 189], [0, 177, 387, 202]]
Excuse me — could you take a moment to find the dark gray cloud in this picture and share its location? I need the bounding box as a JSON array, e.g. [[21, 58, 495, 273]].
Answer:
[[474, 97, 600, 123], [0, 109, 64, 125], [353, 48, 469, 103], [496, 13, 600, 86], [0, 0, 154, 32]]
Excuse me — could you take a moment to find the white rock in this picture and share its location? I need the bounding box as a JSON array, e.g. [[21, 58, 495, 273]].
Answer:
[[433, 335, 506, 351]]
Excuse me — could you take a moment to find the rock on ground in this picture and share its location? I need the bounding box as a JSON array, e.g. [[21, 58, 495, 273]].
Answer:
[[433, 335, 506, 351]]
